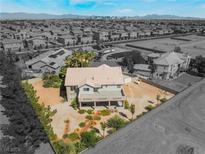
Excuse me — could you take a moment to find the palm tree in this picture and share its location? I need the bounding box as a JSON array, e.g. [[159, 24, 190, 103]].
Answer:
[[100, 122, 107, 137], [130, 104, 135, 121]]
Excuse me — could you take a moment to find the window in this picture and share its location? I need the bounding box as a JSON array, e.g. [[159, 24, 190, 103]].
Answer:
[[117, 85, 121, 88], [71, 86, 76, 91], [83, 88, 89, 91]]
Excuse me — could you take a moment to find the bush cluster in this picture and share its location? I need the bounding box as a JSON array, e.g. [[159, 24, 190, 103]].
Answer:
[[79, 122, 86, 128], [78, 109, 86, 114], [100, 109, 111, 116], [42, 73, 62, 88]]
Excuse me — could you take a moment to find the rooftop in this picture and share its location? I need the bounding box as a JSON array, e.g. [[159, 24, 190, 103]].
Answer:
[[65, 64, 124, 87], [154, 52, 184, 66]]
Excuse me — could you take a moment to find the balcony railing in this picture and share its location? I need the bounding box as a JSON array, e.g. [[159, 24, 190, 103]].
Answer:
[[78, 91, 126, 102]]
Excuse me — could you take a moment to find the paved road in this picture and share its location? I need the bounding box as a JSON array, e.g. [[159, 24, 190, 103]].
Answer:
[[83, 79, 205, 154]]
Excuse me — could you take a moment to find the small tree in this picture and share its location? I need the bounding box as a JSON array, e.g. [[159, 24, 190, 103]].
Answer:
[[124, 100, 130, 109], [100, 122, 107, 137], [130, 104, 135, 120], [107, 115, 127, 131]]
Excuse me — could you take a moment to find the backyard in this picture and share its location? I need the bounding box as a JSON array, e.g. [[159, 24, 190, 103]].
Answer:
[[29, 78, 175, 140], [28, 78, 128, 138], [123, 80, 174, 116]]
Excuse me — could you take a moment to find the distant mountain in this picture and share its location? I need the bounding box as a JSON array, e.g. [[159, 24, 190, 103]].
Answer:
[[135, 14, 201, 20], [0, 12, 88, 20], [0, 12, 203, 20]]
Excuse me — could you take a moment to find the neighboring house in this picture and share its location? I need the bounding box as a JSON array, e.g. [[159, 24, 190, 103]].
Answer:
[[1, 39, 24, 53], [109, 32, 120, 41], [57, 35, 77, 46], [28, 38, 47, 49], [79, 35, 93, 44], [65, 64, 126, 108], [153, 52, 191, 80], [14, 31, 29, 40], [133, 64, 151, 78], [94, 31, 109, 42], [25, 48, 72, 74], [120, 31, 129, 40], [129, 31, 138, 39]]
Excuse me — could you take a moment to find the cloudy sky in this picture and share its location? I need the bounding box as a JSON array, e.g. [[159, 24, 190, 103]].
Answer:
[[0, 0, 205, 17]]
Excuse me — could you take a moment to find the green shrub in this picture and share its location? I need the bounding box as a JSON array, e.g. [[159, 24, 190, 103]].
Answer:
[[106, 115, 128, 130], [42, 74, 62, 88], [80, 131, 101, 147], [53, 140, 76, 154], [79, 122, 86, 128], [107, 128, 116, 135], [22, 81, 57, 141], [93, 116, 101, 121], [124, 100, 130, 109], [86, 109, 94, 114], [85, 115, 93, 120], [100, 109, 111, 116], [78, 109, 86, 114], [68, 132, 79, 141], [74, 142, 86, 153], [91, 127, 100, 134], [71, 98, 78, 110], [145, 105, 155, 111], [62, 134, 69, 139], [160, 98, 167, 103]]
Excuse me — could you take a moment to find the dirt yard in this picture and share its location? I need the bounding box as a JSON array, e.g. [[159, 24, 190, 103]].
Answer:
[[123, 81, 175, 117], [28, 78, 175, 139], [29, 78, 64, 106]]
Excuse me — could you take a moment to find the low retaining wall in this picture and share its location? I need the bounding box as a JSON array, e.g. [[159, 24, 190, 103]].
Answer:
[[170, 37, 191, 41], [126, 44, 165, 53]]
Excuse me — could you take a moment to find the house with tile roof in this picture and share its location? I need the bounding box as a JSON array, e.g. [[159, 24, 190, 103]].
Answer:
[[64, 64, 126, 108], [153, 52, 191, 80], [25, 48, 72, 74]]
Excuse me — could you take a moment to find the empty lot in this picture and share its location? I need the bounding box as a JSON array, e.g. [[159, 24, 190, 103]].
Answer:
[[125, 35, 205, 58]]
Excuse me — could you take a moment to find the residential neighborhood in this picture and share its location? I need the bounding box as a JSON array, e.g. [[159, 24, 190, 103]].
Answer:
[[0, 3, 205, 154]]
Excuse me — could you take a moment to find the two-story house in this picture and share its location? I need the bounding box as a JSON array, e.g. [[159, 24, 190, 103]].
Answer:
[[153, 52, 191, 80], [1, 39, 24, 53], [65, 64, 126, 108]]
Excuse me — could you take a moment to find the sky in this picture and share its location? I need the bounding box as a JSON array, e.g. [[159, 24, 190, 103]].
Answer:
[[0, 0, 205, 17]]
